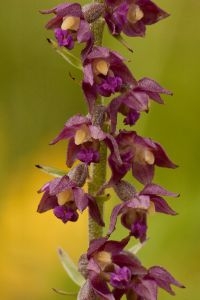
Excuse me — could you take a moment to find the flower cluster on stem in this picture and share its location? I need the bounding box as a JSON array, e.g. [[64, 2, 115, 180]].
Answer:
[[37, 1, 184, 299]]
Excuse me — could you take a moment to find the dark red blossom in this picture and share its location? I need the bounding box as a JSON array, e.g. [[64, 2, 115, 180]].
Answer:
[[40, 2, 92, 50], [108, 181, 178, 241], [108, 131, 177, 184], [37, 163, 104, 226], [104, 0, 169, 37], [51, 114, 122, 167], [85, 236, 184, 299], [82, 46, 137, 112], [108, 77, 172, 133]]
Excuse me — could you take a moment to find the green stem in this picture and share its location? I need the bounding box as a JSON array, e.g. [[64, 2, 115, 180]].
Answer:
[[88, 1, 106, 242]]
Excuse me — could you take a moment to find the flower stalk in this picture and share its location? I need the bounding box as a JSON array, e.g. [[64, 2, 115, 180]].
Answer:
[[88, 0, 106, 242]]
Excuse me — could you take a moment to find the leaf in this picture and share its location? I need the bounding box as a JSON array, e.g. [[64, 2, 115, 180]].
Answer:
[[128, 240, 147, 254], [35, 164, 67, 177], [58, 248, 85, 287], [47, 39, 83, 70]]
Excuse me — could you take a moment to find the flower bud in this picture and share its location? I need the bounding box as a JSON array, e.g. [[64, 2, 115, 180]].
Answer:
[[114, 180, 136, 202], [78, 280, 96, 300], [82, 3, 105, 23], [68, 163, 88, 187], [78, 253, 89, 279]]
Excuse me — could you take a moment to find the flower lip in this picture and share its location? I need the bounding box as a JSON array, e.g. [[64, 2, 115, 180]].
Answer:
[[57, 189, 73, 205], [127, 4, 144, 24], [61, 16, 80, 31], [94, 250, 112, 270], [92, 59, 110, 76], [74, 124, 91, 145]]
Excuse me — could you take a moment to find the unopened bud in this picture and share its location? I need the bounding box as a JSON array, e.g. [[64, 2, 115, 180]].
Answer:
[[68, 163, 88, 187], [92, 105, 106, 127], [83, 3, 105, 23], [78, 280, 96, 300], [78, 253, 89, 279], [114, 180, 136, 202]]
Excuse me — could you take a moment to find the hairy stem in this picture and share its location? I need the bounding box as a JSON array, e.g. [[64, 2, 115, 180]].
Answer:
[[88, 1, 106, 242]]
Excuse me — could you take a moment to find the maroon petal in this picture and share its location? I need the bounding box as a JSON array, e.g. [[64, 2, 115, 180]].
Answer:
[[87, 237, 108, 258], [108, 203, 125, 235], [103, 236, 130, 255], [153, 142, 178, 168], [82, 82, 97, 113], [49, 175, 75, 195], [55, 3, 82, 18], [45, 15, 62, 30], [88, 195, 105, 226], [37, 192, 58, 213], [148, 266, 185, 295], [141, 183, 179, 197], [73, 187, 88, 212], [77, 20, 91, 43], [133, 279, 158, 300], [123, 19, 146, 37], [141, 1, 169, 25], [132, 161, 154, 184], [90, 274, 115, 300], [66, 138, 80, 167], [106, 134, 123, 165], [138, 77, 172, 95], [112, 253, 147, 275], [151, 196, 177, 215], [89, 125, 106, 140]]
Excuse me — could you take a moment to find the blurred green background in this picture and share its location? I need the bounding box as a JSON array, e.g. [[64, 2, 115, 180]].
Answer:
[[0, 0, 199, 299]]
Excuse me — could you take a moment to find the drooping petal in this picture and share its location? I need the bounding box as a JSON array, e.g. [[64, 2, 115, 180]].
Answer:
[[132, 279, 158, 300], [141, 183, 179, 197], [73, 187, 88, 212], [87, 195, 105, 226], [148, 266, 185, 295], [90, 274, 115, 300], [151, 196, 177, 215], [108, 203, 125, 235], [37, 192, 58, 213], [132, 161, 154, 184], [77, 20, 91, 43]]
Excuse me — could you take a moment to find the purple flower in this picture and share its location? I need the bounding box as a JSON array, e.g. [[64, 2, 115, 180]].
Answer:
[[51, 114, 122, 168], [40, 2, 92, 50], [37, 164, 104, 226], [108, 131, 177, 184], [104, 0, 169, 37], [108, 77, 172, 133], [82, 46, 137, 113], [85, 236, 184, 299], [107, 181, 178, 241], [50, 114, 105, 166]]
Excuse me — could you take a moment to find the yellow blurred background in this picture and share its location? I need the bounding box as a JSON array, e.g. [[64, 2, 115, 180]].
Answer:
[[1, 0, 199, 299]]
